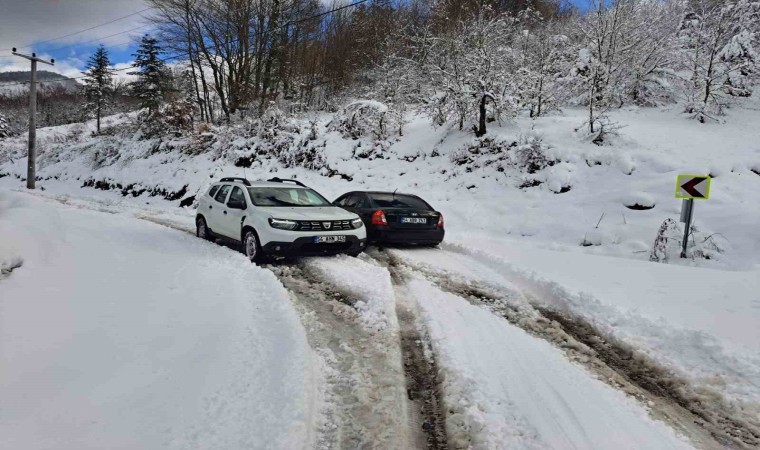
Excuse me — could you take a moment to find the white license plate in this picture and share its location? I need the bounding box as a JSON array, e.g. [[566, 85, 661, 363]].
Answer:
[[314, 235, 347, 244], [401, 217, 427, 224]]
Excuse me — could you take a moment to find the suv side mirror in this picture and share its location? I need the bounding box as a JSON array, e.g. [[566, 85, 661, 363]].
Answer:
[[227, 199, 246, 210]]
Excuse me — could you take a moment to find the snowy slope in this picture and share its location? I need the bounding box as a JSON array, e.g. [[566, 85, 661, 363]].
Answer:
[[1, 97, 758, 270], [0, 191, 319, 449]]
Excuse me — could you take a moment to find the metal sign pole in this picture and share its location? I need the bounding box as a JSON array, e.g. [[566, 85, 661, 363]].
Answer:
[[680, 199, 694, 258]]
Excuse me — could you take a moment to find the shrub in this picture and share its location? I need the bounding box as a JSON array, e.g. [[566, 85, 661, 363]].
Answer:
[[327, 100, 400, 141]]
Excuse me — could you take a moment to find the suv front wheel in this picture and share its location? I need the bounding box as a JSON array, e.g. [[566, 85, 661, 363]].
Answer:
[[243, 229, 262, 263], [196, 216, 212, 241]]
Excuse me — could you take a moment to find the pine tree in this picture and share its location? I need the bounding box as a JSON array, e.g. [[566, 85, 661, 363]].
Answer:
[[129, 35, 169, 116], [82, 45, 114, 133]]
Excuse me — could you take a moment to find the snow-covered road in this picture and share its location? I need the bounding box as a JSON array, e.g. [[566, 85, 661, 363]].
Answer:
[[0, 191, 319, 449], [399, 276, 693, 449], [4, 188, 759, 449]]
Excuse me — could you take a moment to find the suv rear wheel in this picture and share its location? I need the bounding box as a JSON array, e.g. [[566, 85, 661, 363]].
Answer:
[[243, 229, 262, 263]]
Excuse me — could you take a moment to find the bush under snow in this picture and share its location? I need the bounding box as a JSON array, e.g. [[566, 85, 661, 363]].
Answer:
[[327, 100, 401, 141]]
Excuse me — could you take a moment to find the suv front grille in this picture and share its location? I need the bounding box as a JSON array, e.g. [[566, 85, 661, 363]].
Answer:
[[297, 220, 354, 231]]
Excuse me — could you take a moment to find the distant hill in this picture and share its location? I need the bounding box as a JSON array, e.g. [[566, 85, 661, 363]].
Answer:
[[0, 70, 80, 96]]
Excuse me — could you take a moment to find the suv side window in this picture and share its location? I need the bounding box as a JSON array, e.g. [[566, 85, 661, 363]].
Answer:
[[214, 185, 231, 203], [228, 186, 246, 207], [208, 185, 219, 198]]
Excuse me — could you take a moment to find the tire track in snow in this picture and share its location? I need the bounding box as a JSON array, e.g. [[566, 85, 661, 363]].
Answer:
[[374, 248, 760, 450], [267, 256, 450, 450], [392, 275, 449, 450], [265, 262, 421, 450]]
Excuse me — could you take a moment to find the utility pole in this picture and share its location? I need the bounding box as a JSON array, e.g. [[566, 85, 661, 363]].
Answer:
[[12, 48, 54, 189]]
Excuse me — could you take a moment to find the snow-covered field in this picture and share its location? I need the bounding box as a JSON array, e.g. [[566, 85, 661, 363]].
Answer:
[[2, 97, 760, 448]]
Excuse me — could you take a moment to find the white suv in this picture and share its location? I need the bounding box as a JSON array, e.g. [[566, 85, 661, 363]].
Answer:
[[196, 177, 367, 262]]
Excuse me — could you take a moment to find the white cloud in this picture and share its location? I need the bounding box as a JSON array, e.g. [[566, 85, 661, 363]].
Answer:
[[113, 61, 138, 84]]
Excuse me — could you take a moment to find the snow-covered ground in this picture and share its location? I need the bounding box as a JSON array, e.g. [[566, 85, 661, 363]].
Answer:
[[2, 96, 760, 448], [0, 191, 319, 449]]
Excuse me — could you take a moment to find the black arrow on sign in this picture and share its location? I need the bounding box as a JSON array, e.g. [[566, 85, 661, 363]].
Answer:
[[681, 177, 707, 198]]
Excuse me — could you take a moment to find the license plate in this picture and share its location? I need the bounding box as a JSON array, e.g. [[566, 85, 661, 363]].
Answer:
[[314, 235, 346, 244], [401, 217, 427, 224]]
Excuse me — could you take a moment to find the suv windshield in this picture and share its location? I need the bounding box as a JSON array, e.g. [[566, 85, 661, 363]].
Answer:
[[247, 187, 332, 207], [369, 193, 431, 209]]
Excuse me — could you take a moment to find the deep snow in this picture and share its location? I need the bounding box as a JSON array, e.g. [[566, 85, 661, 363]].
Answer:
[[0, 191, 319, 449]]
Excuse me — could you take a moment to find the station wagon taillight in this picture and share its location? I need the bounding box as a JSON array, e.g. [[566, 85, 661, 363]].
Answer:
[[371, 210, 388, 226], [437, 214, 444, 228]]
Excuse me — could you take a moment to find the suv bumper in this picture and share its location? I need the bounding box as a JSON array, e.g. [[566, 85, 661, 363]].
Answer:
[[262, 235, 367, 257]]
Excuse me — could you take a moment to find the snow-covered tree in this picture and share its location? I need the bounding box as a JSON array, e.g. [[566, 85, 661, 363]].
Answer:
[[82, 45, 114, 133], [162, 66, 198, 134], [0, 113, 11, 138], [619, 0, 683, 106], [513, 9, 574, 117], [679, 0, 760, 122], [129, 35, 171, 115], [418, 11, 518, 136]]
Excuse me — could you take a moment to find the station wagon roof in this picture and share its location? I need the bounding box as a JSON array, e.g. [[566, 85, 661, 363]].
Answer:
[[345, 190, 420, 197]]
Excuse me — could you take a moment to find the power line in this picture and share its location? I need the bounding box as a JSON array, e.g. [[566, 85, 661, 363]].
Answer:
[[0, 6, 155, 52], [42, 24, 153, 55], [0, 0, 378, 90]]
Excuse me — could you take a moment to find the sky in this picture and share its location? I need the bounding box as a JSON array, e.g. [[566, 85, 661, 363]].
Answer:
[[0, 0, 151, 82], [0, 0, 590, 83]]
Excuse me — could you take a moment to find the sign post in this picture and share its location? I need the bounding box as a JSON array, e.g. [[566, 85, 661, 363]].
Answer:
[[675, 175, 711, 258]]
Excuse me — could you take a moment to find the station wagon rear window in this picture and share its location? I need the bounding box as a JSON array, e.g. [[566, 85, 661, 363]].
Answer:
[[247, 187, 331, 207], [369, 193, 431, 209]]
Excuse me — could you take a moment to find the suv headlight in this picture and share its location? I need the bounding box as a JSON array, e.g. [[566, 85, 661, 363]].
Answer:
[[351, 218, 363, 229], [269, 218, 298, 230]]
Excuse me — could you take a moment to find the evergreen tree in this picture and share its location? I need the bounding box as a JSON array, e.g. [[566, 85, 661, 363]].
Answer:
[[82, 45, 114, 133], [129, 35, 169, 115]]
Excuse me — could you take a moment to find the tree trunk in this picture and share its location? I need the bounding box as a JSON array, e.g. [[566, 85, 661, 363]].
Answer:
[[475, 94, 487, 137], [259, 0, 281, 114]]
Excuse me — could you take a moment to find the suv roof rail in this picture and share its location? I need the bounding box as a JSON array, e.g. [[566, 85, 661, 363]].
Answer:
[[220, 177, 251, 186], [267, 177, 307, 187]]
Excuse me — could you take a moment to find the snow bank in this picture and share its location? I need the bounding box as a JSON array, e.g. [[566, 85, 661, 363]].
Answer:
[[0, 191, 318, 449]]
